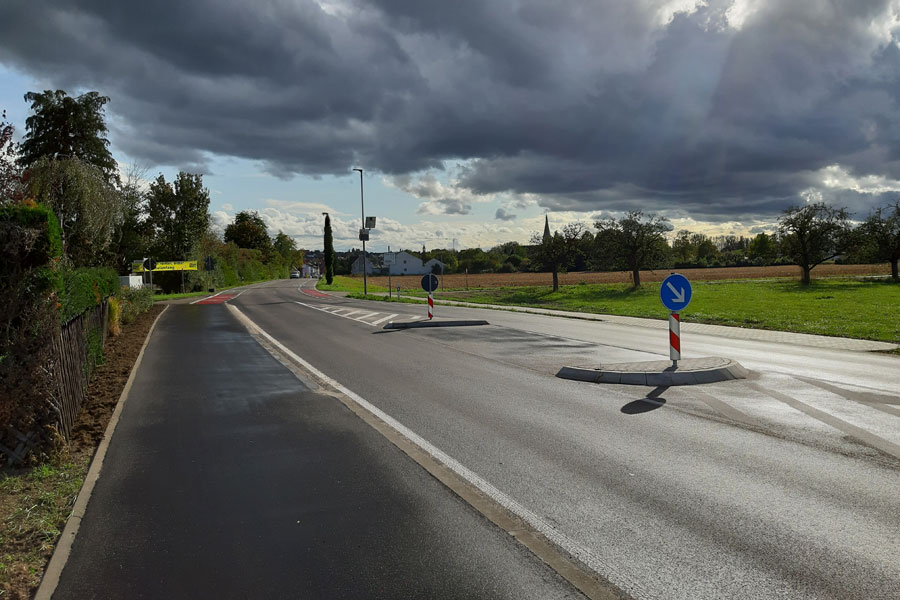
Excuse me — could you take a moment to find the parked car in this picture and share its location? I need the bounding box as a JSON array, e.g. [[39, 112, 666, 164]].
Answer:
[[290, 271, 301, 279]]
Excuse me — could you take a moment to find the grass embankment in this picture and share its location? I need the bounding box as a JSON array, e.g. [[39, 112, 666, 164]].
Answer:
[[361, 278, 900, 343], [317, 275, 388, 294]]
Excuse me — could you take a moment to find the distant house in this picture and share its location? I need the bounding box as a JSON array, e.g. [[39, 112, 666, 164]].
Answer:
[[350, 254, 379, 275], [423, 258, 446, 274], [382, 251, 426, 275], [301, 263, 319, 278]]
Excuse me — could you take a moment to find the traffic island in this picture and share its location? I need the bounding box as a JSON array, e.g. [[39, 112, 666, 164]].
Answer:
[[556, 357, 748, 386], [383, 319, 489, 330]]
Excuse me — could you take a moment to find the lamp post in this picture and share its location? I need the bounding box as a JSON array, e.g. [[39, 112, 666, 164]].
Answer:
[[353, 167, 367, 295]]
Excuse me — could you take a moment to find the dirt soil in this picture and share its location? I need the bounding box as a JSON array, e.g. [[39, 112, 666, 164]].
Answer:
[[0, 304, 165, 600]]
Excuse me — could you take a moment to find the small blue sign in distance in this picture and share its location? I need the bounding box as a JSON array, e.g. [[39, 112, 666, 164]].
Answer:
[[660, 273, 692, 312], [421, 273, 439, 293]]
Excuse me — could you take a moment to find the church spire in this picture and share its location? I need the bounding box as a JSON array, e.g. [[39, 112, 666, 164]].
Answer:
[[542, 214, 551, 243]]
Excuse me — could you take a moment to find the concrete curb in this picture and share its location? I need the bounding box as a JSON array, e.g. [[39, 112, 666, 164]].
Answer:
[[383, 319, 489, 329], [35, 305, 170, 600], [557, 357, 748, 386]]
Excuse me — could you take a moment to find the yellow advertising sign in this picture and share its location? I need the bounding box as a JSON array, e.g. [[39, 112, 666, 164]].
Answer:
[[132, 261, 198, 272]]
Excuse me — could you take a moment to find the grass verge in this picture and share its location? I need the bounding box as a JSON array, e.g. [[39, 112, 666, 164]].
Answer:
[[317, 275, 388, 294], [354, 278, 900, 343]]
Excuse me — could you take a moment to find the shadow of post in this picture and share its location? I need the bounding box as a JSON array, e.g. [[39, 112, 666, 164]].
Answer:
[[620, 386, 669, 414]]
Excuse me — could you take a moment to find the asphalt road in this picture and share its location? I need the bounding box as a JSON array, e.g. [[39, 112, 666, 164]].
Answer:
[[226, 279, 900, 600], [52, 303, 584, 599]]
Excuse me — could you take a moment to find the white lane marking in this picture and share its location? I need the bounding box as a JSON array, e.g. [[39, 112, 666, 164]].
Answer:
[[357, 312, 380, 321], [293, 302, 380, 327], [227, 303, 647, 599], [371, 314, 399, 326], [408, 315, 422, 321]]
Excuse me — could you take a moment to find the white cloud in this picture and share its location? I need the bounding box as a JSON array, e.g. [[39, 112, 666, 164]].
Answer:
[[221, 203, 233, 211], [385, 172, 493, 216], [817, 164, 900, 195]]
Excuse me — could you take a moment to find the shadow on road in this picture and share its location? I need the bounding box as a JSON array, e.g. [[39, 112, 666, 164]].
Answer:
[[621, 386, 668, 414]]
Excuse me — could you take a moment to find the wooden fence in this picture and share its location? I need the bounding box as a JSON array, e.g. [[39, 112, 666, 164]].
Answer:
[[1, 301, 109, 465], [48, 300, 109, 440]]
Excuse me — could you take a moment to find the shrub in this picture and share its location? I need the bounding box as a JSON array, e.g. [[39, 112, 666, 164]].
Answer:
[[57, 266, 119, 323], [118, 286, 153, 325], [107, 296, 121, 336]]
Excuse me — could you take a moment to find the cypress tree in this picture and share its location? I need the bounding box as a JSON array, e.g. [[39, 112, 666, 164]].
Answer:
[[323, 213, 334, 284]]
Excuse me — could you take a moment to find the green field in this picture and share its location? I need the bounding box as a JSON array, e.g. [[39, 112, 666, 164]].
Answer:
[[350, 278, 899, 343], [317, 275, 388, 294]]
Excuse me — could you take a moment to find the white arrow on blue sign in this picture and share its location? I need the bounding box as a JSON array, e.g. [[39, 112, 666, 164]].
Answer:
[[421, 273, 439, 293], [660, 273, 692, 312]]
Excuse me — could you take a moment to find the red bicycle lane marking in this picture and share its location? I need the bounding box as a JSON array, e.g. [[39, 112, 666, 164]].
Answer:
[[300, 288, 330, 298], [195, 294, 237, 305]]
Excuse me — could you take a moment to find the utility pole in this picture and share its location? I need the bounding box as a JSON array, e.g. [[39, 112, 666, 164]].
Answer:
[[353, 168, 367, 295]]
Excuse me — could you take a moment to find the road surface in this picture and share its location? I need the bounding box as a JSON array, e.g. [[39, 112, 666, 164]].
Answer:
[[51, 301, 584, 599], [221, 279, 900, 600]]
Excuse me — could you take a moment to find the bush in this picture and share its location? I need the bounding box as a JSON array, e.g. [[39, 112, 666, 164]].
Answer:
[[57, 266, 119, 323], [0, 203, 62, 459], [107, 296, 121, 336], [118, 286, 153, 325]]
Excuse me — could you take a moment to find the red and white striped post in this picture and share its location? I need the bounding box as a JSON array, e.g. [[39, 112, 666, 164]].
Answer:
[[669, 312, 681, 367], [428, 292, 434, 320]]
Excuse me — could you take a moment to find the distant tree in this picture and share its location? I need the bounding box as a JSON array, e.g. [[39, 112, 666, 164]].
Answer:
[[0, 109, 22, 204], [530, 218, 586, 291], [671, 230, 695, 265], [323, 213, 334, 284], [747, 232, 778, 266], [107, 163, 152, 273], [273, 231, 296, 264], [18, 90, 117, 181], [25, 156, 123, 266], [593, 211, 670, 288], [145, 172, 211, 260], [696, 237, 718, 263], [778, 202, 852, 285], [858, 202, 900, 282], [224, 210, 270, 252]]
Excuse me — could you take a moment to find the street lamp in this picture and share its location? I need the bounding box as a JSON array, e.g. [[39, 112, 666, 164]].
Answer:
[[353, 167, 367, 295]]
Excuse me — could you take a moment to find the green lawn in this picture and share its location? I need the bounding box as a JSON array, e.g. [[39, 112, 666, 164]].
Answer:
[[374, 278, 900, 343], [317, 275, 388, 294]]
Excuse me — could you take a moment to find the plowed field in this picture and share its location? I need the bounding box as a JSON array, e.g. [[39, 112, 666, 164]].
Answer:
[[364, 263, 891, 290]]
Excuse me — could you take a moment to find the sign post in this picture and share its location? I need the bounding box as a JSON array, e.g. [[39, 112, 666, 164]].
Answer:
[[659, 273, 693, 368], [421, 273, 439, 320]]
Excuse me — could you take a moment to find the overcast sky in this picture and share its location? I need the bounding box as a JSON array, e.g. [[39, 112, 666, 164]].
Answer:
[[3, 0, 900, 251]]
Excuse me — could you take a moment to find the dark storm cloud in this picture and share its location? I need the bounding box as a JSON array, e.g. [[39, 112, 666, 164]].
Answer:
[[2, 0, 900, 220], [495, 208, 516, 221]]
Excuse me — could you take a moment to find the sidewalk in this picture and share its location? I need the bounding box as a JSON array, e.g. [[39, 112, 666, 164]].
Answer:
[[48, 304, 582, 599], [367, 293, 896, 352]]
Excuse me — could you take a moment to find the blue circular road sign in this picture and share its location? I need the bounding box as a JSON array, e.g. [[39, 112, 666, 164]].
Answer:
[[421, 273, 439, 293], [660, 273, 692, 312]]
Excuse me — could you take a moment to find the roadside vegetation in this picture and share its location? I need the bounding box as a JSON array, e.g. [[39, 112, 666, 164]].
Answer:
[[317, 275, 388, 294], [342, 270, 899, 343]]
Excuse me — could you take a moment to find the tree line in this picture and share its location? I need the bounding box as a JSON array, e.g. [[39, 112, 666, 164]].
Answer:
[[327, 205, 898, 290], [0, 90, 301, 292]]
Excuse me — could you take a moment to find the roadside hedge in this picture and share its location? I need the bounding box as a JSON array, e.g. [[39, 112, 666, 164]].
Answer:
[[0, 203, 63, 458], [57, 266, 119, 323]]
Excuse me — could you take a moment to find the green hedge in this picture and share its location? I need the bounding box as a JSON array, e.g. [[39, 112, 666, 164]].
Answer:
[[57, 267, 119, 323], [0, 202, 62, 271]]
